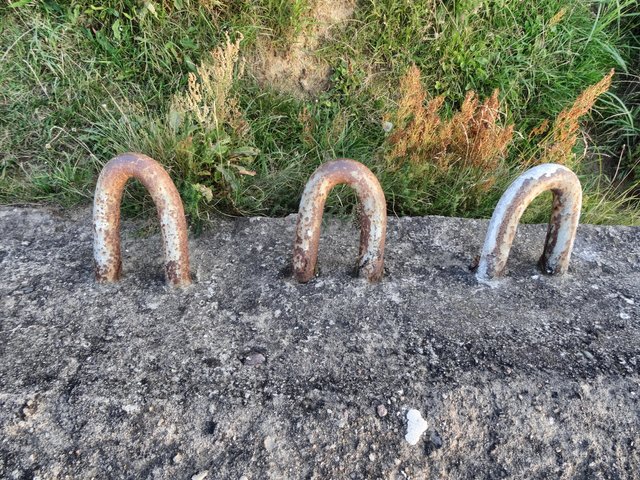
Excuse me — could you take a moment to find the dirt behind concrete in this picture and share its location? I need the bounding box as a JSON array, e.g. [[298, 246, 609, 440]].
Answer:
[[249, 0, 356, 96], [0, 207, 639, 479]]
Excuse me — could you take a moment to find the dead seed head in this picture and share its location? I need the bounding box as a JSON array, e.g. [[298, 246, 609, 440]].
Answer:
[[386, 65, 514, 174], [171, 32, 246, 135], [539, 69, 614, 165]]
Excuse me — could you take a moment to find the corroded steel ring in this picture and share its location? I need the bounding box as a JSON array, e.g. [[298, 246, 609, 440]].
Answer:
[[293, 159, 387, 282], [477, 163, 582, 281], [93, 153, 191, 286]]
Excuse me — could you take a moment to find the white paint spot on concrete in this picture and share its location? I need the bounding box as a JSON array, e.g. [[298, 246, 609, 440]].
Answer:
[[405, 409, 428, 445]]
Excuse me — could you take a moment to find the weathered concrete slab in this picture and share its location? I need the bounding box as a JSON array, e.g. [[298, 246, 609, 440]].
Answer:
[[0, 206, 638, 479]]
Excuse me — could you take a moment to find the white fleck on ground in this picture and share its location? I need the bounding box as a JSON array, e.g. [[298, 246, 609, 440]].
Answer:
[[405, 409, 429, 445]]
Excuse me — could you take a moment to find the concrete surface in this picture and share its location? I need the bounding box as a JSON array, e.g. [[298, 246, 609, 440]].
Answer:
[[0, 206, 639, 479]]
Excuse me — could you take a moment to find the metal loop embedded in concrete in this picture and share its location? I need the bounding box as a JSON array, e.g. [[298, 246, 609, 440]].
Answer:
[[93, 153, 191, 286], [477, 163, 582, 281], [293, 159, 387, 282]]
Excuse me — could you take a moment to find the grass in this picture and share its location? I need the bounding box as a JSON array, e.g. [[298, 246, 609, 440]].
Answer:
[[0, 0, 638, 226]]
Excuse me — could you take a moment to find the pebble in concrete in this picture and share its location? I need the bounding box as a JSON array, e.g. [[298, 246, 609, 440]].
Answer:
[[405, 409, 429, 445], [264, 436, 276, 451], [243, 352, 266, 366]]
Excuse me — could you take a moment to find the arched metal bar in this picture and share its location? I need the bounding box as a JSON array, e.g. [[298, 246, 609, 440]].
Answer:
[[93, 153, 191, 286], [476, 163, 582, 282], [293, 159, 387, 283]]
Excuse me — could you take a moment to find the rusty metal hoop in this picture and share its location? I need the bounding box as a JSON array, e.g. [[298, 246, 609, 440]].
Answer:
[[293, 159, 387, 283], [476, 163, 582, 281], [93, 153, 191, 286]]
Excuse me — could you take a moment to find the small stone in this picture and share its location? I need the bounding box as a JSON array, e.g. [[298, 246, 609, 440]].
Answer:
[[122, 404, 140, 414], [264, 436, 275, 451], [173, 453, 183, 464], [146, 300, 161, 310], [376, 404, 388, 418], [191, 471, 208, 480], [369, 453, 376, 461], [382, 121, 394, 133], [405, 409, 428, 445], [243, 352, 266, 366], [429, 431, 443, 450]]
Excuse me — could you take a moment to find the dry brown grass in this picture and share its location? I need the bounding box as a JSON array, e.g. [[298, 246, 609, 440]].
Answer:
[[387, 66, 615, 178], [168, 31, 257, 206], [549, 7, 567, 27], [386, 65, 514, 177], [529, 119, 550, 139], [171, 32, 248, 136], [537, 69, 614, 165]]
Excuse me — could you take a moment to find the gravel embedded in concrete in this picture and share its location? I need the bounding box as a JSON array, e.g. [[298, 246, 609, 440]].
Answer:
[[0, 206, 639, 479]]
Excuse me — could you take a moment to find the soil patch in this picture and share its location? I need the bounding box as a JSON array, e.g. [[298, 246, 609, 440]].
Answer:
[[248, 0, 356, 97]]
